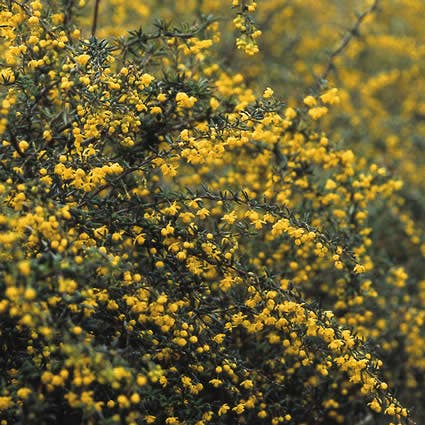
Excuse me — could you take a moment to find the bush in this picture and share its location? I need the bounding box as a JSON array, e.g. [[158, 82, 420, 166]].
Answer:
[[0, 1, 423, 424]]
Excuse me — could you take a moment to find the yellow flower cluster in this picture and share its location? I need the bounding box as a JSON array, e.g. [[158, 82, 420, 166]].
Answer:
[[0, 0, 423, 424]]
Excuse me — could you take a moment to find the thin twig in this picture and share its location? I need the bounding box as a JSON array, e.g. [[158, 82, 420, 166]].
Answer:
[[125, 16, 215, 47], [319, 0, 379, 83], [64, 0, 74, 27], [91, 0, 101, 37]]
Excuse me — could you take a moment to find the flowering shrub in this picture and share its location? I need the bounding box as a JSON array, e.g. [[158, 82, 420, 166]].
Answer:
[[0, 1, 424, 424]]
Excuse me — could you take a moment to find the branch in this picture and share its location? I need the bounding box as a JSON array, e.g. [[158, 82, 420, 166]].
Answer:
[[91, 0, 101, 37], [125, 16, 216, 48], [319, 0, 379, 83], [64, 0, 74, 27]]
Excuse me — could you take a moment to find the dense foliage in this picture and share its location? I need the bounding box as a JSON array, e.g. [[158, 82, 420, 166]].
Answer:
[[0, 1, 424, 424]]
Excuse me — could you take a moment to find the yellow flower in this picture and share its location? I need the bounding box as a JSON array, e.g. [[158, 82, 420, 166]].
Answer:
[[72, 326, 82, 335], [176, 92, 197, 108], [240, 379, 254, 389], [209, 378, 222, 387], [75, 54, 90, 66], [130, 393, 140, 404], [232, 403, 245, 414], [17, 388, 31, 399], [117, 395, 130, 408], [353, 264, 366, 274], [0, 396, 12, 410], [140, 73, 155, 87], [263, 87, 274, 99], [212, 333, 226, 344], [218, 404, 230, 415], [308, 106, 328, 120], [18, 260, 31, 276], [320, 88, 340, 104], [303, 95, 316, 107]]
